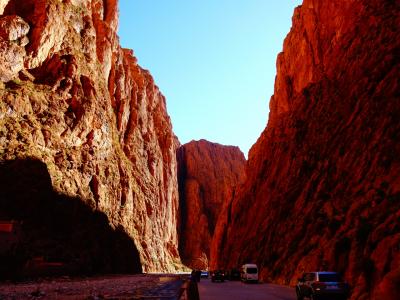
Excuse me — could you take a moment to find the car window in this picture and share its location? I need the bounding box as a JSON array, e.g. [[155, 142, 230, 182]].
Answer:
[[319, 273, 341, 282], [247, 268, 258, 274], [304, 273, 316, 281]]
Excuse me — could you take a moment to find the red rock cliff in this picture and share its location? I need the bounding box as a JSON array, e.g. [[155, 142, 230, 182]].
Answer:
[[177, 140, 246, 269], [212, 1, 400, 299], [0, 0, 181, 273]]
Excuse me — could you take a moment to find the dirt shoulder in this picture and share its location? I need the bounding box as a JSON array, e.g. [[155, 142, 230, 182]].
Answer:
[[0, 274, 187, 299]]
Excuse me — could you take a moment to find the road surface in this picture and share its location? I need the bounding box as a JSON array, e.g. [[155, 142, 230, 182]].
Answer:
[[198, 278, 296, 300]]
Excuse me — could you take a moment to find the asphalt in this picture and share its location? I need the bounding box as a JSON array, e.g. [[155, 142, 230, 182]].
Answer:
[[198, 277, 296, 300]]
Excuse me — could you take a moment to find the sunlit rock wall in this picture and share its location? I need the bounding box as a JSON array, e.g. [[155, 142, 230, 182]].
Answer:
[[0, 0, 181, 273]]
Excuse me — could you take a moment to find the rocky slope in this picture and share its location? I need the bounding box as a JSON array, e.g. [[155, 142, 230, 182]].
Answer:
[[0, 0, 180, 274], [177, 140, 246, 269], [212, 0, 400, 299]]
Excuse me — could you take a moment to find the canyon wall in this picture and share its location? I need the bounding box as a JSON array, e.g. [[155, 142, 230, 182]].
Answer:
[[177, 140, 246, 270], [0, 0, 181, 274], [212, 0, 400, 299]]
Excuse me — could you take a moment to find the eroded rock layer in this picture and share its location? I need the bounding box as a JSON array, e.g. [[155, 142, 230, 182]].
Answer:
[[177, 140, 246, 269], [212, 1, 400, 299], [0, 0, 180, 274]]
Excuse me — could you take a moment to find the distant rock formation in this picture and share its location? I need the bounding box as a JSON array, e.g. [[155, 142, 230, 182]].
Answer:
[[0, 0, 180, 274], [212, 1, 400, 299], [177, 140, 246, 269]]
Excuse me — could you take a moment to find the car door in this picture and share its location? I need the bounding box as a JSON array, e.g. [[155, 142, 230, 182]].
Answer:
[[298, 274, 307, 296], [304, 273, 316, 296]]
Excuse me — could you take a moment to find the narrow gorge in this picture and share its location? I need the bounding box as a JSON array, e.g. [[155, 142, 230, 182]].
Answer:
[[0, 1, 399, 299]]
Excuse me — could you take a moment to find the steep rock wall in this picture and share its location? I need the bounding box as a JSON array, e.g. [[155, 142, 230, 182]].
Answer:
[[177, 140, 246, 269], [0, 0, 180, 273], [212, 1, 400, 299]]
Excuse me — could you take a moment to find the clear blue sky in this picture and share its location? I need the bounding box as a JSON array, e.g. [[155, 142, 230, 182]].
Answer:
[[118, 0, 302, 157]]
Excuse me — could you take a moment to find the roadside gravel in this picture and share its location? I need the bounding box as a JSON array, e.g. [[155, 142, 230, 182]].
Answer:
[[0, 274, 186, 299]]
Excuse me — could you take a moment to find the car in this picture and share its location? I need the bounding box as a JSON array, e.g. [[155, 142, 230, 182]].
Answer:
[[229, 268, 241, 280], [211, 270, 225, 282], [200, 270, 209, 278], [296, 272, 349, 300], [241, 263, 259, 283]]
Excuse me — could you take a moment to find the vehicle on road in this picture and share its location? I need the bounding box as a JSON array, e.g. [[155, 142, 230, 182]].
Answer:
[[228, 268, 241, 281], [211, 270, 225, 282], [296, 271, 349, 300], [201, 270, 209, 278], [241, 264, 258, 283]]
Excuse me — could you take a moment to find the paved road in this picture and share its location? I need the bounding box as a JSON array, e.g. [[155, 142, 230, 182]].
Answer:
[[198, 278, 296, 300]]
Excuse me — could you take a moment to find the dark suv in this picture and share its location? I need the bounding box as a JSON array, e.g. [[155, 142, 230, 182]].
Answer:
[[229, 268, 241, 281], [211, 270, 225, 282], [296, 272, 349, 300]]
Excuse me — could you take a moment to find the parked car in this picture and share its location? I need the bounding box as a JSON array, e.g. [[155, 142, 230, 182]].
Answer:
[[200, 270, 209, 278], [211, 270, 225, 282], [241, 263, 258, 283], [296, 272, 349, 300], [229, 268, 241, 280]]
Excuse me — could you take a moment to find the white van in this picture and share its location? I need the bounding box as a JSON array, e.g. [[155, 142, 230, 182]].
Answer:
[[241, 263, 258, 282]]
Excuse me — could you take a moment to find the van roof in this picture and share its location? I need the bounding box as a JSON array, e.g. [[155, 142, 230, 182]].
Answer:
[[243, 264, 257, 267]]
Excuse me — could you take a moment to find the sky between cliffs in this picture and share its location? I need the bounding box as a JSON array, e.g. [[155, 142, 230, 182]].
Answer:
[[118, 0, 302, 157]]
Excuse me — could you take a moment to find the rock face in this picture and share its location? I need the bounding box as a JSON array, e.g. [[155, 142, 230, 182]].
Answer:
[[212, 0, 400, 299], [177, 140, 246, 269], [0, 0, 181, 274]]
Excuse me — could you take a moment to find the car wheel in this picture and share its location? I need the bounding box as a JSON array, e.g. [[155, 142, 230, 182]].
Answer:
[[310, 294, 319, 300], [296, 289, 304, 300]]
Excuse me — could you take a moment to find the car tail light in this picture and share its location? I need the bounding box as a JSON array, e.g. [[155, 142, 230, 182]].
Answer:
[[312, 282, 326, 291]]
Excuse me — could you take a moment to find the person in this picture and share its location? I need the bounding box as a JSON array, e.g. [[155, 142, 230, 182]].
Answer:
[[195, 270, 201, 282], [190, 269, 197, 282]]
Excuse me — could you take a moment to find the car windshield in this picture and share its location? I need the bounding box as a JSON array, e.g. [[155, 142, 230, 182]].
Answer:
[[247, 268, 257, 274], [319, 273, 341, 282]]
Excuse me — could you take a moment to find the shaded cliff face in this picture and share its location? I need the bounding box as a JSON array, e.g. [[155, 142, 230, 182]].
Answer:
[[177, 140, 246, 269], [0, 0, 180, 273], [212, 0, 400, 299], [0, 158, 142, 278]]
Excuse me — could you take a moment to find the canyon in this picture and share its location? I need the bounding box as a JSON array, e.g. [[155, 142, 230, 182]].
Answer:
[[0, 0, 399, 299], [211, 0, 400, 299]]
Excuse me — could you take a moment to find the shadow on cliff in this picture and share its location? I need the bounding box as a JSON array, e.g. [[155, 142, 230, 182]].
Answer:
[[0, 158, 142, 280]]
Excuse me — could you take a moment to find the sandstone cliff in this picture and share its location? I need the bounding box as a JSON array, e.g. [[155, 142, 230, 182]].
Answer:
[[0, 0, 180, 274], [177, 140, 246, 270], [212, 1, 400, 299]]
